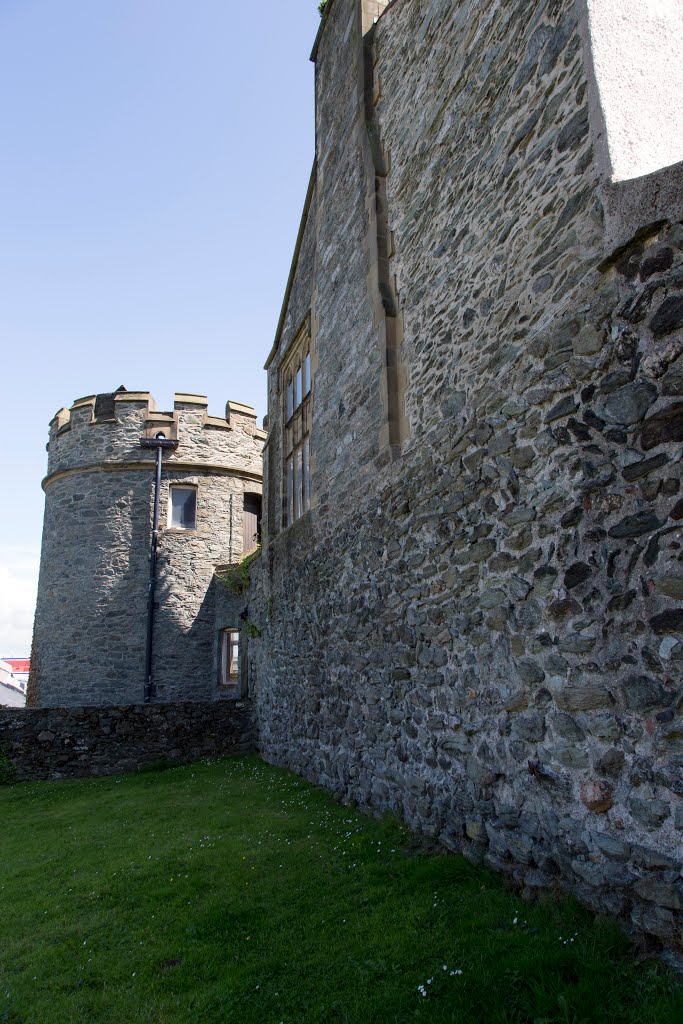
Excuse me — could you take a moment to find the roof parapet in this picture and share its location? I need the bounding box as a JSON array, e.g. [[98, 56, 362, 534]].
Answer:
[[47, 390, 261, 441]]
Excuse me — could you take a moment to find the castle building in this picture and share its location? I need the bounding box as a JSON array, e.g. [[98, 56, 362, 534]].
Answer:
[[29, 389, 264, 707], [24, 0, 683, 948], [248, 0, 683, 946]]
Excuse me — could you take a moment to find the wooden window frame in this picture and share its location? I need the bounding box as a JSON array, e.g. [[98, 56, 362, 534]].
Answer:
[[168, 484, 198, 530], [243, 493, 262, 556], [219, 627, 240, 688]]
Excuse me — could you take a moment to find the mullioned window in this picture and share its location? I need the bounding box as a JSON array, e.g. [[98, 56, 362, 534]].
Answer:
[[281, 321, 312, 527]]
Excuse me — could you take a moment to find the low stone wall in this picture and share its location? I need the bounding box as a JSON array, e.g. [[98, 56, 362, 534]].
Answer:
[[0, 700, 256, 781]]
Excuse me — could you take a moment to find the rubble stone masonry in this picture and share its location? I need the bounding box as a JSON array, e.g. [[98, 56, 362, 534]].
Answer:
[[0, 700, 256, 781], [250, 0, 683, 948]]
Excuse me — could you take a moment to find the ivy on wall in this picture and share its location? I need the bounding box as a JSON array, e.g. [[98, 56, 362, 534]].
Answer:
[[216, 548, 261, 596]]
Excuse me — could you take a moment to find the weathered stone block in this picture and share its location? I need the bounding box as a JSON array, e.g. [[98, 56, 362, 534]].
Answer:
[[581, 780, 614, 813], [622, 675, 673, 712], [653, 576, 683, 601], [650, 610, 683, 635], [564, 562, 591, 589], [591, 831, 630, 861], [556, 687, 614, 712], [515, 658, 545, 686], [608, 511, 665, 538], [633, 878, 683, 911], [594, 748, 625, 776], [641, 402, 683, 450], [599, 382, 657, 425], [650, 296, 683, 337], [628, 797, 671, 829]]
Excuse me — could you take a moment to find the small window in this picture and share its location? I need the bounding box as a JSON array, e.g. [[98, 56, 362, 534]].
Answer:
[[220, 628, 239, 686], [169, 486, 197, 529], [295, 365, 303, 409]]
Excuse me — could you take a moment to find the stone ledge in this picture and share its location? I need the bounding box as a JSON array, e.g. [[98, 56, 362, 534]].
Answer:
[[600, 160, 683, 256]]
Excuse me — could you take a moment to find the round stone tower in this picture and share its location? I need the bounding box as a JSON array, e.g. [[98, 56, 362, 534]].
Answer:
[[29, 388, 264, 707]]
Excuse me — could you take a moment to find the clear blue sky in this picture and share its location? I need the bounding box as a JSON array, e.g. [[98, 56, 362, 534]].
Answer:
[[0, 0, 320, 654]]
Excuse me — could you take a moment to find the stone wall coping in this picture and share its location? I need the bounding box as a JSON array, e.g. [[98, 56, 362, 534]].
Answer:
[[174, 393, 208, 407], [49, 407, 70, 429], [227, 400, 257, 419], [144, 412, 176, 426], [70, 394, 98, 409], [205, 415, 232, 431], [114, 392, 155, 405]]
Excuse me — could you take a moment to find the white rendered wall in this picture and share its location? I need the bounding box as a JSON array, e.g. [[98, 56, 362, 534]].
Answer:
[[587, 0, 683, 180]]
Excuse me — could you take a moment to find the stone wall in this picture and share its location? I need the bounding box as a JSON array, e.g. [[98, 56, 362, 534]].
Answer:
[[30, 390, 264, 707], [251, 0, 683, 949], [0, 700, 256, 781]]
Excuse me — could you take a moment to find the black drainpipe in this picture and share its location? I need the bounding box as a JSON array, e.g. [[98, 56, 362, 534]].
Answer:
[[140, 433, 179, 704]]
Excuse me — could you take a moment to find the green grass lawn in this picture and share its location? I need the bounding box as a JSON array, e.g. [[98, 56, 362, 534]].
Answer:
[[0, 757, 681, 1024]]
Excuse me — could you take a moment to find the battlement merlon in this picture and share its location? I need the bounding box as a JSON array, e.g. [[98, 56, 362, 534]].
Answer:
[[44, 388, 267, 479], [48, 390, 267, 440]]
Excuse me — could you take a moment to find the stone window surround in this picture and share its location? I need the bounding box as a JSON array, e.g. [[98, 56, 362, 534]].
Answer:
[[281, 316, 313, 529], [166, 480, 199, 532]]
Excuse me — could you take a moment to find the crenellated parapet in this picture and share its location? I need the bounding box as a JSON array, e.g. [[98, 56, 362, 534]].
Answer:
[[45, 387, 266, 485]]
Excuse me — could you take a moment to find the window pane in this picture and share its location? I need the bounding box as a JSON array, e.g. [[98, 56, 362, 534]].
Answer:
[[295, 447, 303, 520], [295, 366, 302, 409], [170, 487, 196, 529], [230, 635, 239, 679], [220, 629, 239, 685], [286, 457, 294, 527], [286, 379, 294, 421], [221, 633, 228, 682], [303, 352, 311, 396], [303, 437, 310, 512]]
